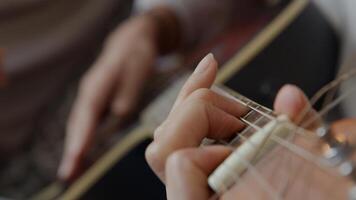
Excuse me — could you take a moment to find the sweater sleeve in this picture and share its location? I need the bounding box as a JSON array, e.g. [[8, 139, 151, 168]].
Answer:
[[134, 0, 238, 47]]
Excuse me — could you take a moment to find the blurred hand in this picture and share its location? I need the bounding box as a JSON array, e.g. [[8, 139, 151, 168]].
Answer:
[[146, 53, 315, 199], [58, 15, 160, 181]]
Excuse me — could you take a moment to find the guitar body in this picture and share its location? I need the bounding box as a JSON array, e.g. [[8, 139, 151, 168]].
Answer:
[[35, 0, 342, 199], [225, 2, 339, 108], [80, 138, 166, 200]]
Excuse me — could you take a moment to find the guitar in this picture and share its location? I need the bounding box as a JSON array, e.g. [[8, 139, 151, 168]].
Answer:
[[32, 0, 341, 199], [207, 82, 356, 199]]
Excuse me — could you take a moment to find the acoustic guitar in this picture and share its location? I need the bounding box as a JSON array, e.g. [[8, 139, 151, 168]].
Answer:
[[32, 0, 342, 199], [207, 82, 356, 199]]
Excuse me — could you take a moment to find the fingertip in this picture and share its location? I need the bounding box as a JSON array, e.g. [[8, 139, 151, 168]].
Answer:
[[193, 53, 217, 75], [274, 84, 308, 120], [57, 158, 73, 181], [145, 142, 166, 180], [208, 53, 218, 73], [172, 53, 218, 110], [187, 53, 218, 90], [57, 148, 82, 181]]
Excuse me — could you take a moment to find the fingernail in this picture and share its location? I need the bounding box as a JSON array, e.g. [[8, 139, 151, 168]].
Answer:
[[58, 155, 75, 180], [194, 53, 215, 74], [281, 84, 304, 105], [58, 162, 70, 180], [275, 84, 306, 119]]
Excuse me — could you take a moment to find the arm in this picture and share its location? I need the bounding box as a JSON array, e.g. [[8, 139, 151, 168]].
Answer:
[[58, 0, 260, 181]]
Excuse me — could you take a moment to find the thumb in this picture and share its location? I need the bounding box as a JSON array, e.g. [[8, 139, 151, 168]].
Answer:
[[274, 84, 308, 121], [274, 84, 320, 128]]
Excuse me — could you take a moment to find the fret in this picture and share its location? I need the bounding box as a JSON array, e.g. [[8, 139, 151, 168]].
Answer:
[[230, 126, 255, 147], [230, 113, 270, 147], [242, 109, 271, 127], [212, 85, 286, 151], [230, 107, 273, 147], [213, 86, 280, 148], [215, 85, 276, 120]]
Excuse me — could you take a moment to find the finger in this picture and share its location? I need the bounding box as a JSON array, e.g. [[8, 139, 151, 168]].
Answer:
[[165, 146, 231, 200], [171, 53, 217, 112], [155, 89, 247, 140], [274, 84, 320, 128], [58, 51, 123, 181], [111, 55, 153, 118], [146, 95, 245, 181]]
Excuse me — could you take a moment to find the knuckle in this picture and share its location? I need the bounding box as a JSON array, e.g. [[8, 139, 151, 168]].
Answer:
[[78, 74, 94, 96], [153, 119, 170, 140], [145, 143, 164, 173], [189, 88, 214, 102], [153, 125, 163, 140], [111, 100, 131, 117], [166, 150, 192, 172]]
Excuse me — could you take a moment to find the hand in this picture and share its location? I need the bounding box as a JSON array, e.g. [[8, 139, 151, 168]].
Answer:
[[58, 15, 160, 181], [145, 53, 315, 199]]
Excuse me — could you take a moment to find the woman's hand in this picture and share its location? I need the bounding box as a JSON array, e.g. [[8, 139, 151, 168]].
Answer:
[[146, 53, 313, 199], [58, 14, 161, 181]]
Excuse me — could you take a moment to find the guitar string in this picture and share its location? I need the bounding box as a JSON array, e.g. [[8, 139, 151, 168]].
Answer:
[[310, 68, 356, 106], [208, 69, 356, 198], [288, 80, 356, 198], [207, 105, 281, 199], [241, 131, 344, 200], [164, 68, 356, 198], [270, 69, 356, 147], [279, 117, 333, 200], [238, 120, 345, 200], [290, 68, 356, 131], [236, 149, 282, 200], [208, 91, 285, 199], [227, 92, 298, 197], [225, 113, 316, 199], [227, 109, 340, 198], [286, 82, 355, 198], [233, 152, 280, 200], [240, 119, 333, 174], [203, 88, 278, 199], [217, 132, 282, 200], [221, 95, 307, 198], [301, 85, 356, 129], [217, 83, 336, 180], [284, 71, 356, 194], [271, 69, 356, 198], [181, 67, 356, 198], [147, 61, 356, 200], [282, 68, 356, 148], [209, 89, 350, 198], [277, 70, 356, 198], [229, 125, 336, 200], [208, 154, 269, 200]]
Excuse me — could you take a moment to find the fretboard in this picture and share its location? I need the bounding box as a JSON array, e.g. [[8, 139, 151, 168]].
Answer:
[[213, 86, 278, 147]]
